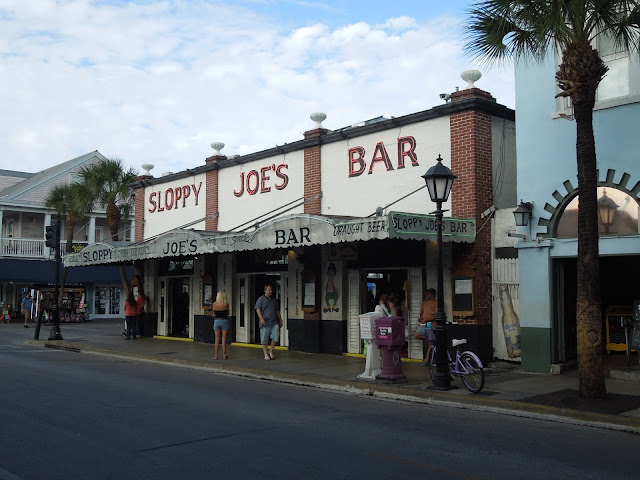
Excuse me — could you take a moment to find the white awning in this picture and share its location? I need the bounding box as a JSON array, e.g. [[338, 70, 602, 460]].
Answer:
[[63, 211, 475, 267]]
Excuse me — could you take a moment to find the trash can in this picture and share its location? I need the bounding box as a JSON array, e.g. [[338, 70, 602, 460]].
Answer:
[[358, 312, 382, 380], [375, 316, 406, 380]]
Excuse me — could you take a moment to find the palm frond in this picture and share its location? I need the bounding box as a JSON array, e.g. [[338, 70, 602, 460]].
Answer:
[[464, 0, 640, 66], [79, 157, 138, 239], [44, 184, 71, 215]]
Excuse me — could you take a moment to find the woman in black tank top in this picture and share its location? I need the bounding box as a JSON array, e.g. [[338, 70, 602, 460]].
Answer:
[[212, 291, 230, 359]]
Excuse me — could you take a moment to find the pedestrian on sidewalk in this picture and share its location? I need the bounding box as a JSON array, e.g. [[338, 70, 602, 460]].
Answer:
[[212, 291, 230, 360], [21, 292, 32, 328], [255, 284, 282, 360], [124, 290, 138, 340], [416, 288, 437, 366]]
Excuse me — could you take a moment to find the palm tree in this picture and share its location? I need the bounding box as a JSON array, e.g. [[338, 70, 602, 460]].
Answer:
[[464, 0, 639, 399], [80, 158, 138, 292], [45, 182, 93, 305], [45, 183, 93, 254]]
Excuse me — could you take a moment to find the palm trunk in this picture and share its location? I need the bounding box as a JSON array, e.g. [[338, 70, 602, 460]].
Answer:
[[119, 265, 130, 296], [574, 98, 606, 399]]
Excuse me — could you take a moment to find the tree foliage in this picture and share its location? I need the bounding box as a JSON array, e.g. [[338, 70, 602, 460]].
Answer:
[[79, 158, 138, 242], [79, 158, 139, 293], [44, 182, 93, 254], [464, 0, 639, 399]]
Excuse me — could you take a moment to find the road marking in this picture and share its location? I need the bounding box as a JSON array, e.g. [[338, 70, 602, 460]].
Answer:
[[373, 452, 488, 480]]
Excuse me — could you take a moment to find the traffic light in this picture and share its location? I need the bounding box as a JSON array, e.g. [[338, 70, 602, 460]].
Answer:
[[45, 224, 59, 248]]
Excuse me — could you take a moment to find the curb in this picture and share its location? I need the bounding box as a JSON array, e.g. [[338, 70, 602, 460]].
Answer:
[[24, 339, 640, 434], [610, 367, 640, 382]]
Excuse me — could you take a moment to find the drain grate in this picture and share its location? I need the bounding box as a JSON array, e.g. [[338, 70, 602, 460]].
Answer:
[[45, 344, 81, 353]]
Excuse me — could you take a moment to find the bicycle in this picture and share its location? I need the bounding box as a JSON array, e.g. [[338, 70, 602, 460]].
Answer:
[[428, 338, 485, 393]]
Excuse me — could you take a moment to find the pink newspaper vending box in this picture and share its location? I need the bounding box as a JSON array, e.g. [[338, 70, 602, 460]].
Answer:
[[375, 316, 405, 347]]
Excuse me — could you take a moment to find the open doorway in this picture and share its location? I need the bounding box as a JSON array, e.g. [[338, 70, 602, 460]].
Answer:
[[250, 274, 284, 345], [553, 255, 640, 364], [168, 277, 190, 337], [365, 269, 408, 312], [364, 268, 409, 355]]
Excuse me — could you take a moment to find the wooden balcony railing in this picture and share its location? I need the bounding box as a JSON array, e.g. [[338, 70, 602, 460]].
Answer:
[[0, 238, 89, 258], [1, 238, 45, 258]]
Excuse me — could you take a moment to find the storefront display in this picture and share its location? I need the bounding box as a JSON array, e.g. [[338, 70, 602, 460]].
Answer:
[[36, 287, 87, 322]]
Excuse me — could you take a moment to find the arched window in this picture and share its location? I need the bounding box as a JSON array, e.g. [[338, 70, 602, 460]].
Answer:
[[556, 187, 639, 238]]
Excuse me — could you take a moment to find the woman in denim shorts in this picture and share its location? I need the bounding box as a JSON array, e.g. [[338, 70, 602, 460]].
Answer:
[[212, 291, 230, 360]]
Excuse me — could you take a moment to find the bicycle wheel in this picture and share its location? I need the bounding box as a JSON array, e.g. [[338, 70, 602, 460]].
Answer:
[[428, 347, 437, 383], [459, 351, 484, 393]]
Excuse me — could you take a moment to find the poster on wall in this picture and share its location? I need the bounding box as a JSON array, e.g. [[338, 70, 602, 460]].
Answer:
[[303, 282, 315, 307], [95, 287, 107, 315], [322, 262, 342, 320], [288, 262, 302, 317], [498, 284, 521, 359], [632, 300, 640, 350], [203, 284, 213, 306]]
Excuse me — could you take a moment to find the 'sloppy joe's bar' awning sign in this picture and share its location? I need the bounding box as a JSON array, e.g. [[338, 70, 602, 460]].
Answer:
[[63, 211, 475, 267], [388, 212, 476, 241]]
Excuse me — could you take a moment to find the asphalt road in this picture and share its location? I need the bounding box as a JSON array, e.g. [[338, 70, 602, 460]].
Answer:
[[1, 333, 638, 479]]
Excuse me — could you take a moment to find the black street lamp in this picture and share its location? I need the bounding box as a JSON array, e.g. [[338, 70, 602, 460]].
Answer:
[[422, 154, 456, 390], [513, 200, 533, 228]]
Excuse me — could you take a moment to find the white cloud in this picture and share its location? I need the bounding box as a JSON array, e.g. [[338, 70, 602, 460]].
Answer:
[[0, 1, 515, 177], [377, 16, 418, 31]]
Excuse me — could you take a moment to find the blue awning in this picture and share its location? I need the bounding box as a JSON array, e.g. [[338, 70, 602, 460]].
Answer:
[[0, 258, 131, 285]]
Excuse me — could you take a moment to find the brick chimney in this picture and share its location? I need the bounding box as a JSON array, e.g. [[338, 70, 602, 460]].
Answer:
[[205, 142, 226, 231], [303, 113, 328, 214], [449, 70, 494, 327], [133, 164, 154, 242]]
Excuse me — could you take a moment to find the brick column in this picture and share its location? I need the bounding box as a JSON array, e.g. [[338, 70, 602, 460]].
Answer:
[[449, 88, 495, 326], [133, 175, 153, 242], [303, 128, 328, 215], [204, 155, 224, 231], [303, 127, 327, 321]]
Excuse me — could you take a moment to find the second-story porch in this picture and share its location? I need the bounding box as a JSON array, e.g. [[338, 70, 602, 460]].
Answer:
[[1, 210, 131, 260]]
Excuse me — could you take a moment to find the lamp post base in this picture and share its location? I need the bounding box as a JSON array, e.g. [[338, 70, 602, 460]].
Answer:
[[48, 327, 63, 341], [427, 379, 458, 392], [427, 384, 458, 392]]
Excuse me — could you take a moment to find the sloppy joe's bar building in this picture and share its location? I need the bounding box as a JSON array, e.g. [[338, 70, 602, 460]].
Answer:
[[65, 79, 515, 362]]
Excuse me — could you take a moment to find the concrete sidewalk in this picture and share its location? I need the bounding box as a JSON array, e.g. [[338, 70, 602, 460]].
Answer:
[[21, 319, 640, 434]]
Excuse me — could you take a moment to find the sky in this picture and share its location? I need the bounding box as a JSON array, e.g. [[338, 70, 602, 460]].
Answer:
[[0, 0, 515, 176]]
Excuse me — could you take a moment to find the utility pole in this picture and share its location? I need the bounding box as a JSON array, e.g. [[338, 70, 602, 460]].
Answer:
[[35, 215, 61, 340], [47, 214, 63, 340]]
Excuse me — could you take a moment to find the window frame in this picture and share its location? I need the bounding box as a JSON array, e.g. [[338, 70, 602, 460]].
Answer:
[[553, 36, 640, 118]]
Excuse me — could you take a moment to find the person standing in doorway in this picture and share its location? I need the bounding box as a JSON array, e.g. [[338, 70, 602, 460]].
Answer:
[[212, 291, 231, 360], [416, 288, 437, 366], [374, 293, 392, 317], [21, 292, 33, 328], [389, 291, 404, 318], [255, 284, 282, 360]]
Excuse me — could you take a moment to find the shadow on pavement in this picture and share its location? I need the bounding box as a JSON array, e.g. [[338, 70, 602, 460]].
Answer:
[[520, 389, 640, 415]]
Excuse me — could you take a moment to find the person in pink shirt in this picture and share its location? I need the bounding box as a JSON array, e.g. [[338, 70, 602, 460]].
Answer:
[[124, 290, 138, 340]]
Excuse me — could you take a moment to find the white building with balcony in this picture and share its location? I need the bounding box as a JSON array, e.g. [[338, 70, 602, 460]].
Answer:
[[0, 151, 132, 322]]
